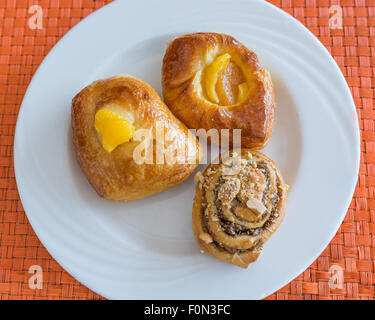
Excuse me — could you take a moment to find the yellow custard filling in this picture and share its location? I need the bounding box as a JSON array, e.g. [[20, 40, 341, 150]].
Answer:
[[204, 53, 231, 104], [94, 109, 135, 152], [203, 53, 249, 105]]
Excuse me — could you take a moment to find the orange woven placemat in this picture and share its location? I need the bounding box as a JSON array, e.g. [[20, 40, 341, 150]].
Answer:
[[0, 0, 374, 300]]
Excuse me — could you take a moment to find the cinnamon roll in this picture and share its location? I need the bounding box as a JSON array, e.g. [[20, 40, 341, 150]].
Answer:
[[162, 32, 275, 149], [192, 150, 287, 268]]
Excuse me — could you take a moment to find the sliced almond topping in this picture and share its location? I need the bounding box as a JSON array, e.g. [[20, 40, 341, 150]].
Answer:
[[246, 198, 267, 216], [194, 171, 204, 183], [217, 178, 240, 204], [199, 232, 213, 244]]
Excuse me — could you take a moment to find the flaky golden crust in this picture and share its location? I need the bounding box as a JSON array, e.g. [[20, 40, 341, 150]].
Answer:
[[72, 75, 201, 201], [192, 149, 287, 268], [162, 32, 275, 150]]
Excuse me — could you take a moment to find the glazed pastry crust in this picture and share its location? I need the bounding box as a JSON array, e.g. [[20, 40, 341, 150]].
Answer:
[[72, 75, 201, 201], [162, 32, 275, 149], [192, 149, 287, 268]]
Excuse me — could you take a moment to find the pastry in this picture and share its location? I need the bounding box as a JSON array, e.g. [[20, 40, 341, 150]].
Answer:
[[162, 32, 275, 149], [192, 149, 287, 268], [72, 75, 201, 201]]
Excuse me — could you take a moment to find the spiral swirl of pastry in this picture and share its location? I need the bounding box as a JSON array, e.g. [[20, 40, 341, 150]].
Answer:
[[162, 32, 275, 149], [192, 150, 287, 268]]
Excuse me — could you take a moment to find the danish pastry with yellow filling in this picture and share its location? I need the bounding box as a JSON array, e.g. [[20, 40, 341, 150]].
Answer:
[[72, 75, 201, 201], [162, 32, 275, 149]]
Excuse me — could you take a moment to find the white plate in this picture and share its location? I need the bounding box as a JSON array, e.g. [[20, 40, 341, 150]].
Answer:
[[14, 0, 360, 299]]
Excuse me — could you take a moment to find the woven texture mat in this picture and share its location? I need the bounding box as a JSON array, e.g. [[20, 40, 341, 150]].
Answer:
[[0, 0, 374, 300]]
